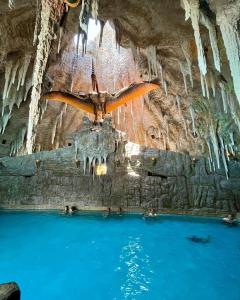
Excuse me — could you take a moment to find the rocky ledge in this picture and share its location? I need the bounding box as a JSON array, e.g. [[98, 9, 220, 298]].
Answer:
[[0, 118, 239, 215]]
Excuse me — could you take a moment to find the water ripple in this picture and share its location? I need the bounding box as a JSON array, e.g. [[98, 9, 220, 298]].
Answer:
[[118, 237, 152, 299]]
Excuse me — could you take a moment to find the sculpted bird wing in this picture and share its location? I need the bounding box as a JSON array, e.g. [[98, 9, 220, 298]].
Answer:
[[43, 91, 95, 115], [106, 81, 160, 113]]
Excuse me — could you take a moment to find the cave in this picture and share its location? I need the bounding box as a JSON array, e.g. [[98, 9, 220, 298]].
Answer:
[[0, 0, 240, 299]]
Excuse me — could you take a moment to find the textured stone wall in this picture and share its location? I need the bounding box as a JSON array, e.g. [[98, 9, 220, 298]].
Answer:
[[0, 120, 239, 215]]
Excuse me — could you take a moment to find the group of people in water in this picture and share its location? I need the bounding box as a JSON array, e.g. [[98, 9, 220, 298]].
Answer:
[[64, 205, 77, 214], [62, 205, 238, 226], [62, 206, 159, 217]]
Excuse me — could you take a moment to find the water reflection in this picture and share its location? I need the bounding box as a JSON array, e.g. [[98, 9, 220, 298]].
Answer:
[[118, 237, 152, 299]]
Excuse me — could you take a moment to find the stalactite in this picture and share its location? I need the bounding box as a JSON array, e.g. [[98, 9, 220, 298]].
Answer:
[[51, 104, 66, 145], [113, 19, 122, 50], [219, 136, 229, 179], [17, 54, 31, 90], [207, 141, 213, 163], [2, 55, 32, 115], [176, 95, 181, 114], [9, 126, 27, 157], [23, 79, 33, 102], [27, 0, 61, 154], [181, 42, 193, 88], [229, 132, 234, 146], [0, 108, 11, 135], [3, 60, 13, 108], [228, 93, 240, 132], [58, 27, 63, 54], [58, 8, 68, 54], [178, 61, 188, 94], [200, 74, 206, 97], [99, 20, 105, 47], [219, 82, 228, 113], [33, 0, 41, 46], [182, 0, 191, 20], [182, 0, 207, 75], [183, 117, 188, 139], [78, 0, 92, 55], [209, 122, 220, 169], [158, 62, 164, 86], [83, 155, 86, 175], [146, 46, 158, 79], [163, 80, 168, 96], [8, 0, 14, 9], [16, 87, 25, 108], [91, 0, 99, 22], [189, 106, 196, 135], [229, 144, 235, 156], [88, 156, 93, 173], [208, 157, 212, 172], [204, 75, 209, 99], [8, 87, 17, 113], [10, 60, 20, 89], [40, 100, 48, 120], [225, 144, 230, 161], [200, 12, 221, 72], [216, 6, 240, 105], [209, 71, 216, 97]]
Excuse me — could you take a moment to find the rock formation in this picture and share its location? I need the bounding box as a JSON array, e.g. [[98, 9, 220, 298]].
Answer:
[[0, 118, 239, 214], [0, 0, 239, 213], [0, 282, 21, 300]]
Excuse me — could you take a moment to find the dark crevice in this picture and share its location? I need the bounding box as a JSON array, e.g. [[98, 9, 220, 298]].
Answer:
[[147, 171, 167, 179]]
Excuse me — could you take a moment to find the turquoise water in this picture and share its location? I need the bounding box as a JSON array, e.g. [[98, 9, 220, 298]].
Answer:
[[0, 211, 240, 300]]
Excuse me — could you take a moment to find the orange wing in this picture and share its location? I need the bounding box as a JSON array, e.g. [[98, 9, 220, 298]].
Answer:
[[43, 91, 94, 115], [106, 81, 160, 113], [64, 0, 81, 8]]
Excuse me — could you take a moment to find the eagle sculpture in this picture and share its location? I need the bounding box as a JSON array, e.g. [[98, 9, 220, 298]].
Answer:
[[43, 62, 160, 122]]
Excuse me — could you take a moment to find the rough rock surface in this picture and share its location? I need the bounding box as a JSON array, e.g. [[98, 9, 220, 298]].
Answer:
[[0, 282, 20, 300], [0, 0, 239, 158], [0, 0, 240, 214], [0, 118, 239, 214]]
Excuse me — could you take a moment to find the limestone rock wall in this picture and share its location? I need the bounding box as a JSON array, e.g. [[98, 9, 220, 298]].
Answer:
[[0, 120, 239, 215]]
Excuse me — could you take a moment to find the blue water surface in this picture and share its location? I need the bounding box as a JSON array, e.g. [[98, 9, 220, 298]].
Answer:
[[0, 211, 240, 300]]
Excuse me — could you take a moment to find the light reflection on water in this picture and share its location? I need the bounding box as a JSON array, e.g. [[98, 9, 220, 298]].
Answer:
[[118, 236, 152, 299]]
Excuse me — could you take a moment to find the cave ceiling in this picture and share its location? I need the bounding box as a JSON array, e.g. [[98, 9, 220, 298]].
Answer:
[[0, 0, 239, 172]]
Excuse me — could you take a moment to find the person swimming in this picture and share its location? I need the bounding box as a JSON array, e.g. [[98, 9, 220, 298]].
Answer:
[[187, 235, 211, 244], [64, 205, 69, 214], [69, 206, 77, 214], [223, 213, 237, 225], [148, 208, 157, 217], [118, 207, 123, 216]]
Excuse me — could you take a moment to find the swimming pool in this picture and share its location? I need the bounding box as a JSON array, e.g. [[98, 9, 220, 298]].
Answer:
[[0, 211, 239, 300]]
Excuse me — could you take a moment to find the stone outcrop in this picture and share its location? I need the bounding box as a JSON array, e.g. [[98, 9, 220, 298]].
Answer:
[[0, 118, 239, 215], [0, 282, 20, 300], [0, 0, 239, 214]]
